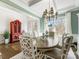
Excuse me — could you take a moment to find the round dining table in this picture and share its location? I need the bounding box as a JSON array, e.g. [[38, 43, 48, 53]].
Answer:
[[33, 37, 62, 52]]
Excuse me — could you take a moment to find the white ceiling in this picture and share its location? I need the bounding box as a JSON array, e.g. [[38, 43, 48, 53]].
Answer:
[[9, 0, 79, 17], [29, 0, 75, 16]]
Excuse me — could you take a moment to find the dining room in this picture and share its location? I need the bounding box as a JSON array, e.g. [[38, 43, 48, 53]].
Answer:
[[0, 0, 79, 59]]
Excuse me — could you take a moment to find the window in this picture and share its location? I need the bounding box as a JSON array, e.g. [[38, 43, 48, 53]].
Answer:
[[47, 16, 65, 35]]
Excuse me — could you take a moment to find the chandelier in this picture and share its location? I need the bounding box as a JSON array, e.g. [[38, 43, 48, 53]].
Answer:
[[42, 0, 58, 19]]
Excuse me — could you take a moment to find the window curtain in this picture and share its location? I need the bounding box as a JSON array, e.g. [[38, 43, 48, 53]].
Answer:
[[77, 14, 79, 55], [71, 10, 79, 34], [64, 12, 72, 34]]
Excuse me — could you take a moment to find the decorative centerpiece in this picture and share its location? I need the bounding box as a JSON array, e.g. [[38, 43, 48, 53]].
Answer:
[[36, 36, 48, 47]]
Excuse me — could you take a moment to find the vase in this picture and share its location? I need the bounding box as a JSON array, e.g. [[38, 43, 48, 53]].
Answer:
[[5, 39, 9, 44]]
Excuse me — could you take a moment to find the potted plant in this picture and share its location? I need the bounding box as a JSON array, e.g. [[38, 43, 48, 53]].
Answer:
[[4, 31, 10, 44]]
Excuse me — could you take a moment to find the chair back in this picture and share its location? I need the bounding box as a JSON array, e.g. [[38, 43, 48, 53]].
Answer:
[[61, 34, 73, 59], [19, 34, 55, 59], [19, 35, 37, 59]]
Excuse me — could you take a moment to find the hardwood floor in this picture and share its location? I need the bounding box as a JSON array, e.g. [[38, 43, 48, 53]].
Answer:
[[0, 42, 61, 59], [0, 42, 21, 59], [0, 42, 78, 59]]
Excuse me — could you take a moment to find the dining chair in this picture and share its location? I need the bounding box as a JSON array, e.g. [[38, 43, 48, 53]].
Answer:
[[10, 34, 55, 59], [45, 34, 74, 59], [61, 35, 73, 59], [20, 35, 55, 59]]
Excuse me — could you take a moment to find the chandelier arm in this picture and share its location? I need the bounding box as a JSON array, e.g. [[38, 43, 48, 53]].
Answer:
[[53, 0, 58, 19], [42, 0, 58, 19], [49, 0, 50, 9], [49, 0, 50, 20], [52, 0, 57, 13]]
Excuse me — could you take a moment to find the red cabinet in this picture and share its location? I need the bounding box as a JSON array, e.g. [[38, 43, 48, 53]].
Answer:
[[10, 20, 21, 43]]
